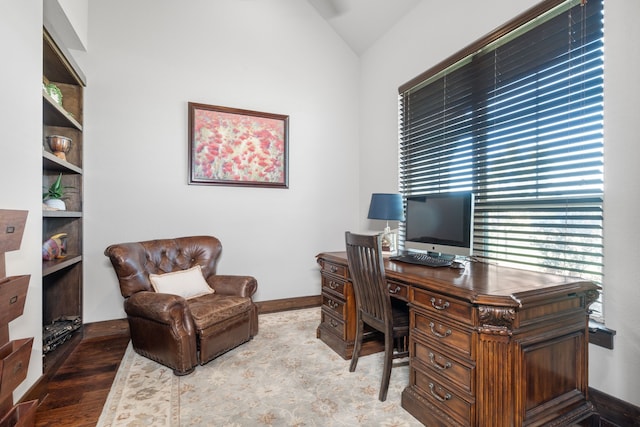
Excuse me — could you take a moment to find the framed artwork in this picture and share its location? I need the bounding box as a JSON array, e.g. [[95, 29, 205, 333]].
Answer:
[[188, 102, 289, 188]]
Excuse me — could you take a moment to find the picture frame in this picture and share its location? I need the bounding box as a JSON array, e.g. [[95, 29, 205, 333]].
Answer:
[[188, 102, 289, 188]]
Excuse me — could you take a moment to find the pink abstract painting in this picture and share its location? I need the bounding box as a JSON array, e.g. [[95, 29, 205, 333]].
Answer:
[[189, 103, 288, 188]]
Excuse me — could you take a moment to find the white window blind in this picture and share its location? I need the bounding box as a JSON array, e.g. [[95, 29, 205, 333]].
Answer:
[[399, 0, 604, 319]]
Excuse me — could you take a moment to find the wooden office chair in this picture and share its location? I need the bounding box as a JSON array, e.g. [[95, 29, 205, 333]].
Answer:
[[345, 231, 409, 401]]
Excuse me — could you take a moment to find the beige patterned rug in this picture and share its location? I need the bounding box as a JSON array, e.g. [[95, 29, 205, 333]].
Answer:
[[97, 307, 422, 426]]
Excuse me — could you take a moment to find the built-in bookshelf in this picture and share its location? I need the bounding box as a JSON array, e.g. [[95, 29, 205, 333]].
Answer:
[[42, 28, 85, 374]]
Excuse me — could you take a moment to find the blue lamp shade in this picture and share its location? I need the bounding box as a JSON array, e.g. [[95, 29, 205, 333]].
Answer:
[[367, 193, 405, 222]]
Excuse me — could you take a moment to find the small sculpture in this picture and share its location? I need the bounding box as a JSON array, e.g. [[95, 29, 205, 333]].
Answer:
[[42, 233, 67, 261]]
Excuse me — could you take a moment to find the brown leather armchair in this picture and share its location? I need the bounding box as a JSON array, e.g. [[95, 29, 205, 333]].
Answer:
[[104, 236, 258, 375]]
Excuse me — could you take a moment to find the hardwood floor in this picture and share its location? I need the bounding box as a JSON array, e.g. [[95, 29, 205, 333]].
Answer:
[[33, 326, 129, 427]]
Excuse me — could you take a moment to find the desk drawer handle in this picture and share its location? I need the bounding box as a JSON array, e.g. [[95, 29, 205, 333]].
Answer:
[[329, 265, 338, 273], [429, 322, 452, 338], [388, 285, 401, 294], [327, 299, 339, 309], [428, 352, 452, 371], [429, 383, 452, 402], [328, 281, 339, 290], [329, 319, 339, 328], [430, 297, 450, 310]]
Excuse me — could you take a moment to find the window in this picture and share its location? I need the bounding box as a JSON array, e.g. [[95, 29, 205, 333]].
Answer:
[[399, 0, 604, 319]]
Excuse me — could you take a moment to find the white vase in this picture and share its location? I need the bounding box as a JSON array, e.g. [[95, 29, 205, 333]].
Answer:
[[44, 198, 66, 211]]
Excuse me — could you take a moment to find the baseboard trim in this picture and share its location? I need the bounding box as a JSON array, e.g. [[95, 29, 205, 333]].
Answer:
[[83, 318, 129, 339], [589, 387, 640, 426], [256, 295, 322, 314]]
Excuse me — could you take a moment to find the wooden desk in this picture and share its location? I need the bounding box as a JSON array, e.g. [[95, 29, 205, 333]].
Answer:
[[316, 251, 599, 427]]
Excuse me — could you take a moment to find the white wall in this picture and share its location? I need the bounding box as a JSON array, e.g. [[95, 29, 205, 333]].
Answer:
[[0, 0, 44, 400], [80, 0, 361, 321], [360, 0, 640, 408]]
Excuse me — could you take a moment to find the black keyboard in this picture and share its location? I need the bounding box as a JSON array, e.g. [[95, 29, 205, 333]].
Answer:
[[390, 253, 453, 268]]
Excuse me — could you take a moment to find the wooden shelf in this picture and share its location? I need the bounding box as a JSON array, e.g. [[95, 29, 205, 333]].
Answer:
[[42, 92, 82, 130], [42, 151, 82, 174], [41, 331, 81, 374], [42, 210, 82, 218], [42, 255, 82, 277]]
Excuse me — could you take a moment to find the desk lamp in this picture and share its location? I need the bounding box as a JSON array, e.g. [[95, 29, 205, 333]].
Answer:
[[367, 193, 405, 253]]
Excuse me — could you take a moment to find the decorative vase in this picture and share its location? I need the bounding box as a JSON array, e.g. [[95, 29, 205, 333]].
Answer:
[[44, 198, 66, 211], [46, 135, 72, 161]]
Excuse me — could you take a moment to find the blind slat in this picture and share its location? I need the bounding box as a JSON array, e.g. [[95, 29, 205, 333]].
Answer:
[[399, 0, 604, 320]]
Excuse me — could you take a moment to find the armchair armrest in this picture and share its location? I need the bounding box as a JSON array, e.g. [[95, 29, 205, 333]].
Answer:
[[123, 290, 198, 374], [125, 291, 195, 330], [208, 275, 257, 298]]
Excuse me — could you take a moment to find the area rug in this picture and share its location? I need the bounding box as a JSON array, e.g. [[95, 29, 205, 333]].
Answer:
[[97, 307, 423, 427]]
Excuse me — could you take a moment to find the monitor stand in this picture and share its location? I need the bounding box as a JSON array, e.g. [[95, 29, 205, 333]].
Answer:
[[427, 251, 455, 261]]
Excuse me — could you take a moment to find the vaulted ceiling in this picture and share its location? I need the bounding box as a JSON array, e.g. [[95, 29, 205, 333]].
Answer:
[[307, 0, 422, 54]]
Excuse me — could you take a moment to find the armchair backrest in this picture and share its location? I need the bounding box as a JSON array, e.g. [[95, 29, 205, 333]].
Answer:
[[104, 235, 222, 298]]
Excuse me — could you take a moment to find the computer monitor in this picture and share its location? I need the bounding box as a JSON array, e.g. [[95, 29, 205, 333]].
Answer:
[[404, 192, 474, 258]]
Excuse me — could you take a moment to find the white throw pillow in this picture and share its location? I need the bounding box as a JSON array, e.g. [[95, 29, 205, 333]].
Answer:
[[149, 265, 214, 299]]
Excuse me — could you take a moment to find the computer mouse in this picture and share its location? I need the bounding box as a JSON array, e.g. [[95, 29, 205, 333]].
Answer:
[[450, 261, 465, 269]]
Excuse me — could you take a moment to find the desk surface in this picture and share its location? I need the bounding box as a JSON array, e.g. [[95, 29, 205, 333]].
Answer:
[[318, 251, 599, 308]]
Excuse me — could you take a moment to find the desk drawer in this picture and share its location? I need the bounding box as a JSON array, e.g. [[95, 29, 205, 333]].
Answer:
[[321, 275, 347, 298], [387, 280, 408, 301], [413, 310, 473, 358], [413, 336, 473, 394], [320, 309, 347, 338], [319, 260, 349, 279], [413, 368, 473, 426], [413, 288, 473, 325], [322, 293, 346, 318]]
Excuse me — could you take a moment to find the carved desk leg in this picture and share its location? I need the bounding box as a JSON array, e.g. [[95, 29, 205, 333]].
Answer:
[[477, 306, 516, 426]]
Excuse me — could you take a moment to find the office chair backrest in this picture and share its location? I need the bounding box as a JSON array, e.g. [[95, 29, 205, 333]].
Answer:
[[345, 232, 392, 331]]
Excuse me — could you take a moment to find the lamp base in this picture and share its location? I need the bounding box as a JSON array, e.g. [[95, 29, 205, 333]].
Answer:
[[381, 226, 397, 254]]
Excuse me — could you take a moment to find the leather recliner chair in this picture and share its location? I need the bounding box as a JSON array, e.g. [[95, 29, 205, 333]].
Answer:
[[104, 235, 258, 375]]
